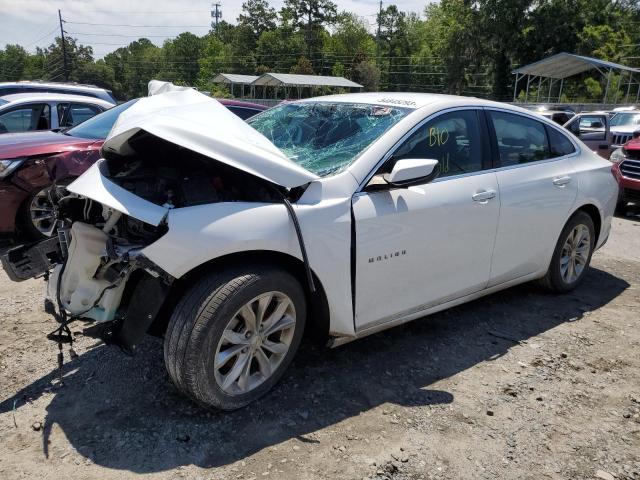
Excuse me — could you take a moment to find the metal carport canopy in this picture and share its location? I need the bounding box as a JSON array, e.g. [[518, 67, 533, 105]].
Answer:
[[252, 73, 363, 88], [512, 52, 640, 104], [512, 52, 640, 79], [212, 73, 259, 84]]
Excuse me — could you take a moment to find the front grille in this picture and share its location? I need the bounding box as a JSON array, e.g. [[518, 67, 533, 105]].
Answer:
[[623, 188, 640, 202], [613, 133, 633, 146], [624, 148, 640, 160], [620, 158, 640, 180]]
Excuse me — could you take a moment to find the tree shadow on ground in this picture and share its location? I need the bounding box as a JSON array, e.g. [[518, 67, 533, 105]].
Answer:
[[0, 266, 630, 473]]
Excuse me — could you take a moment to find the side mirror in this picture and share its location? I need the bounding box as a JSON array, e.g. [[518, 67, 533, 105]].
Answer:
[[383, 159, 440, 187]]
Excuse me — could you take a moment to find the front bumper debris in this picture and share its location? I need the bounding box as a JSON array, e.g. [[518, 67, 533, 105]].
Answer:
[[0, 237, 63, 281]]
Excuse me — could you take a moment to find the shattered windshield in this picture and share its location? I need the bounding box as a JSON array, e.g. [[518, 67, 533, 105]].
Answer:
[[248, 102, 410, 177]]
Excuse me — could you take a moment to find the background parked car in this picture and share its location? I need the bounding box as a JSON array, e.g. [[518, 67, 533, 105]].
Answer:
[[526, 105, 576, 125], [608, 111, 640, 148], [610, 133, 640, 210], [0, 98, 267, 243], [0, 93, 113, 134], [563, 112, 612, 158], [0, 81, 117, 104]]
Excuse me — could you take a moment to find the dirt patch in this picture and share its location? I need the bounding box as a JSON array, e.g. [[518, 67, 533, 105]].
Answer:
[[0, 215, 639, 480]]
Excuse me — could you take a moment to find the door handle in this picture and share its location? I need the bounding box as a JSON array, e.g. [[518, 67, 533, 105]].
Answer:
[[552, 176, 572, 187], [472, 189, 497, 202]]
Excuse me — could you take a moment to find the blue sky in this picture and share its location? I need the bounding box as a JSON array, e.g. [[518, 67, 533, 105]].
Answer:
[[0, 0, 430, 58]]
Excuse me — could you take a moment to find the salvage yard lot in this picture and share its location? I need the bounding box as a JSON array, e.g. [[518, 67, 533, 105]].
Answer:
[[0, 215, 638, 480]]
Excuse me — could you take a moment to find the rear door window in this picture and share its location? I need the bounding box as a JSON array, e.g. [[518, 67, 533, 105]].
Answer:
[[488, 111, 550, 166], [0, 103, 51, 133], [60, 103, 103, 127]]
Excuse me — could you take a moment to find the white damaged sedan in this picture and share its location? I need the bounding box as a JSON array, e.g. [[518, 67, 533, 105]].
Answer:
[[2, 89, 618, 409]]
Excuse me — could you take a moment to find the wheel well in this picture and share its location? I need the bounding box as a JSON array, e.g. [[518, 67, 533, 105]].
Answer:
[[152, 250, 331, 341], [575, 204, 601, 245]]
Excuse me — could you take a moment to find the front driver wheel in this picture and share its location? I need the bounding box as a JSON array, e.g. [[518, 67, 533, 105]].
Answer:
[[164, 266, 306, 410], [539, 211, 595, 293], [25, 186, 58, 239]]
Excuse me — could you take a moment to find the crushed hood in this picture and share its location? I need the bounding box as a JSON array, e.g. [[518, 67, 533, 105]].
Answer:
[[67, 159, 168, 226], [102, 88, 318, 188]]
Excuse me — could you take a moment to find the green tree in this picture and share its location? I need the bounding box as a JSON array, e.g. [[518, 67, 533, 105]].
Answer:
[[160, 32, 204, 85], [256, 26, 306, 73], [290, 55, 314, 74], [352, 61, 380, 91], [104, 39, 162, 98], [281, 0, 337, 64], [476, 0, 531, 100], [420, 0, 479, 95], [74, 60, 117, 92], [42, 37, 94, 81], [0, 44, 29, 81], [323, 12, 375, 79], [238, 0, 278, 46]]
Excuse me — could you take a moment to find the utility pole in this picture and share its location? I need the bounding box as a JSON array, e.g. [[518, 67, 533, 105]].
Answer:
[[307, 8, 312, 63], [58, 9, 69, 81], [375, 0, 383, 67], [211, 3, 222, 36]]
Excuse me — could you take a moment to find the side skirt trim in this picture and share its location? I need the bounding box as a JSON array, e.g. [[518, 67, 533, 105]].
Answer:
[[327, 270, 544, 348]]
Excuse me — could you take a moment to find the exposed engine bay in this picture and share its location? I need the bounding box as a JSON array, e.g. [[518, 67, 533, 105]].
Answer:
[[104, 131, 283, 209]]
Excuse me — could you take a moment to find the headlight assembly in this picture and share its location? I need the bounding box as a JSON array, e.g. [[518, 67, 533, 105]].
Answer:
[[0, 158, 26, 178], [609, 148, 626, 164]]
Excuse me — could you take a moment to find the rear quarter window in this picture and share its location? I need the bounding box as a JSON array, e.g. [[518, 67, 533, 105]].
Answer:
[[546, 126, 576, 157]]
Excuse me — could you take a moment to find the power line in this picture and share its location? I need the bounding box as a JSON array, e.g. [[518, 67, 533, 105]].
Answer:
[[63, 10, 208, 14], [65, 21, 211, 28], [22, 25, 60, 50], [68, 32, 181, 38]]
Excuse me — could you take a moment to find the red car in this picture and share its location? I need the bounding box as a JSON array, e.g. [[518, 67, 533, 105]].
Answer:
[[0, 98, 267, 243], [610, 134, 640, 210]]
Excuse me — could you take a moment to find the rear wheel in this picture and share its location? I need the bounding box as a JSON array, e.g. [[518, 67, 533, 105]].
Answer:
[[164, 266, 306, 410], [538, 211, 595, 292]]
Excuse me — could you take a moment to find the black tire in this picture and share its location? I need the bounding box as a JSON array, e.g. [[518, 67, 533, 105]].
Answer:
[[538, 211, 595, 293], [615, 199, 629, 214], [19, 181, 70, 241], [164, 266, 306, 410]]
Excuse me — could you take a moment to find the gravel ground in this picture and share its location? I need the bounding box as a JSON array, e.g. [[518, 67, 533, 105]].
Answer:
[[0, 212, 638, 480]]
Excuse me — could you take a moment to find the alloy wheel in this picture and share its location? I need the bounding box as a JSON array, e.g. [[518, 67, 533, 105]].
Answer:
[[28, 187, 57, 237], [560, 224, 591, 284], [214, 291, 296, 395]]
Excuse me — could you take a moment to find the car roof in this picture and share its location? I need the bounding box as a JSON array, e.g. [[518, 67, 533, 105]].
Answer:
[[217, 98, 268, 110], [292, 92, 545, 117], [0, 81, 110, 92], [297, 92, 466, 109], [0, 93, 114, 107]]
